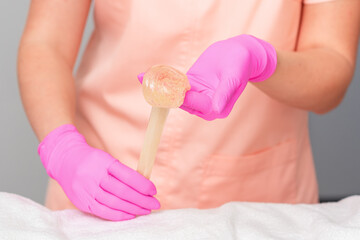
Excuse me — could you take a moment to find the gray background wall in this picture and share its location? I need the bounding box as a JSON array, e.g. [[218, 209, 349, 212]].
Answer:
[[1, 1, 359, 204]]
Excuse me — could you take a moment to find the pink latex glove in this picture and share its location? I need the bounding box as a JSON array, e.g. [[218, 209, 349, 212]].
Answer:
[[38, 124, 160, 221], [138, 34, 277, 120]]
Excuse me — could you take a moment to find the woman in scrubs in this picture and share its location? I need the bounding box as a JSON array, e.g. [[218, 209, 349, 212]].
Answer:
[[18, 0, 360, 221]]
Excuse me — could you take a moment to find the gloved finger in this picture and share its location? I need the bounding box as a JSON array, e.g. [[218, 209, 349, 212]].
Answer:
[[180, 104, 200, 115], [108, 161, 157, 196], [180, 105, 216, 121], [96, 188, 151, 216], [137, 72, 145, 84], [101, 174, 161, 210], [180, 90, 212, 115], [214, 80, 248, 117], [212, 80, 241, 114], [89, 199, 135, 221]]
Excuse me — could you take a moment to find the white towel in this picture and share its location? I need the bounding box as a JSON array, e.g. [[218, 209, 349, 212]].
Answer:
[[0, 192, 360, 239]]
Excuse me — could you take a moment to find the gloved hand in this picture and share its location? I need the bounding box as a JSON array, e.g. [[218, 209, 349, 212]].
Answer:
[[38, 124, 160, 221], [138, 34, 277, 120]]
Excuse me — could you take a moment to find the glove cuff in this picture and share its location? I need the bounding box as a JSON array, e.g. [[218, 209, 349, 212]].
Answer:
[[38, 124, 81, 178], [248, 35, 277, 82]]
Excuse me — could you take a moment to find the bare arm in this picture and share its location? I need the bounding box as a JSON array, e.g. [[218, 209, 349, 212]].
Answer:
[[253, 0, 360, 114], [18, 0, 91, 141]]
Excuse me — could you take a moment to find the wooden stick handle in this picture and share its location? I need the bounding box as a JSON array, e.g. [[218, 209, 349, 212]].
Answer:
[[137, 107, 169, 179]]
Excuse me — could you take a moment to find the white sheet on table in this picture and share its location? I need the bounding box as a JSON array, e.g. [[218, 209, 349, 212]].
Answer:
[[0, 192, 360, 239]]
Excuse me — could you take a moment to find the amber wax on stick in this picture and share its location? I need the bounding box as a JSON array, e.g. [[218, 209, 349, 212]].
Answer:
[[137, 65, 190, 179]]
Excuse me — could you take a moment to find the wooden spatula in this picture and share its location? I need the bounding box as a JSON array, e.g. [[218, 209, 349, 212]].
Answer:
[[137, 65, 190, 179]]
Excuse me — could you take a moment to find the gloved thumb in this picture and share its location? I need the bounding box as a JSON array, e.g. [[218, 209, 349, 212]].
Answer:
[[181, 90, 212, 115], [137, 72, 145, 84]]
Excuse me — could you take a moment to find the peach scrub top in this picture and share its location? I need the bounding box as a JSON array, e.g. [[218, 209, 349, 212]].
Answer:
[[45, 0, 336, 211]]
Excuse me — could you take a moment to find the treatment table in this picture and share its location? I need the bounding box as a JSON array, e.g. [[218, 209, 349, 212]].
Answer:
[[0, 192, 359, 239]]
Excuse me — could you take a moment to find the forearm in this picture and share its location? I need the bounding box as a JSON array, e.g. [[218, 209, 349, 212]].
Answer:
[[18, 43, 76, 141], [252, 47, 355, 114], [253, 0, 360, 114]]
